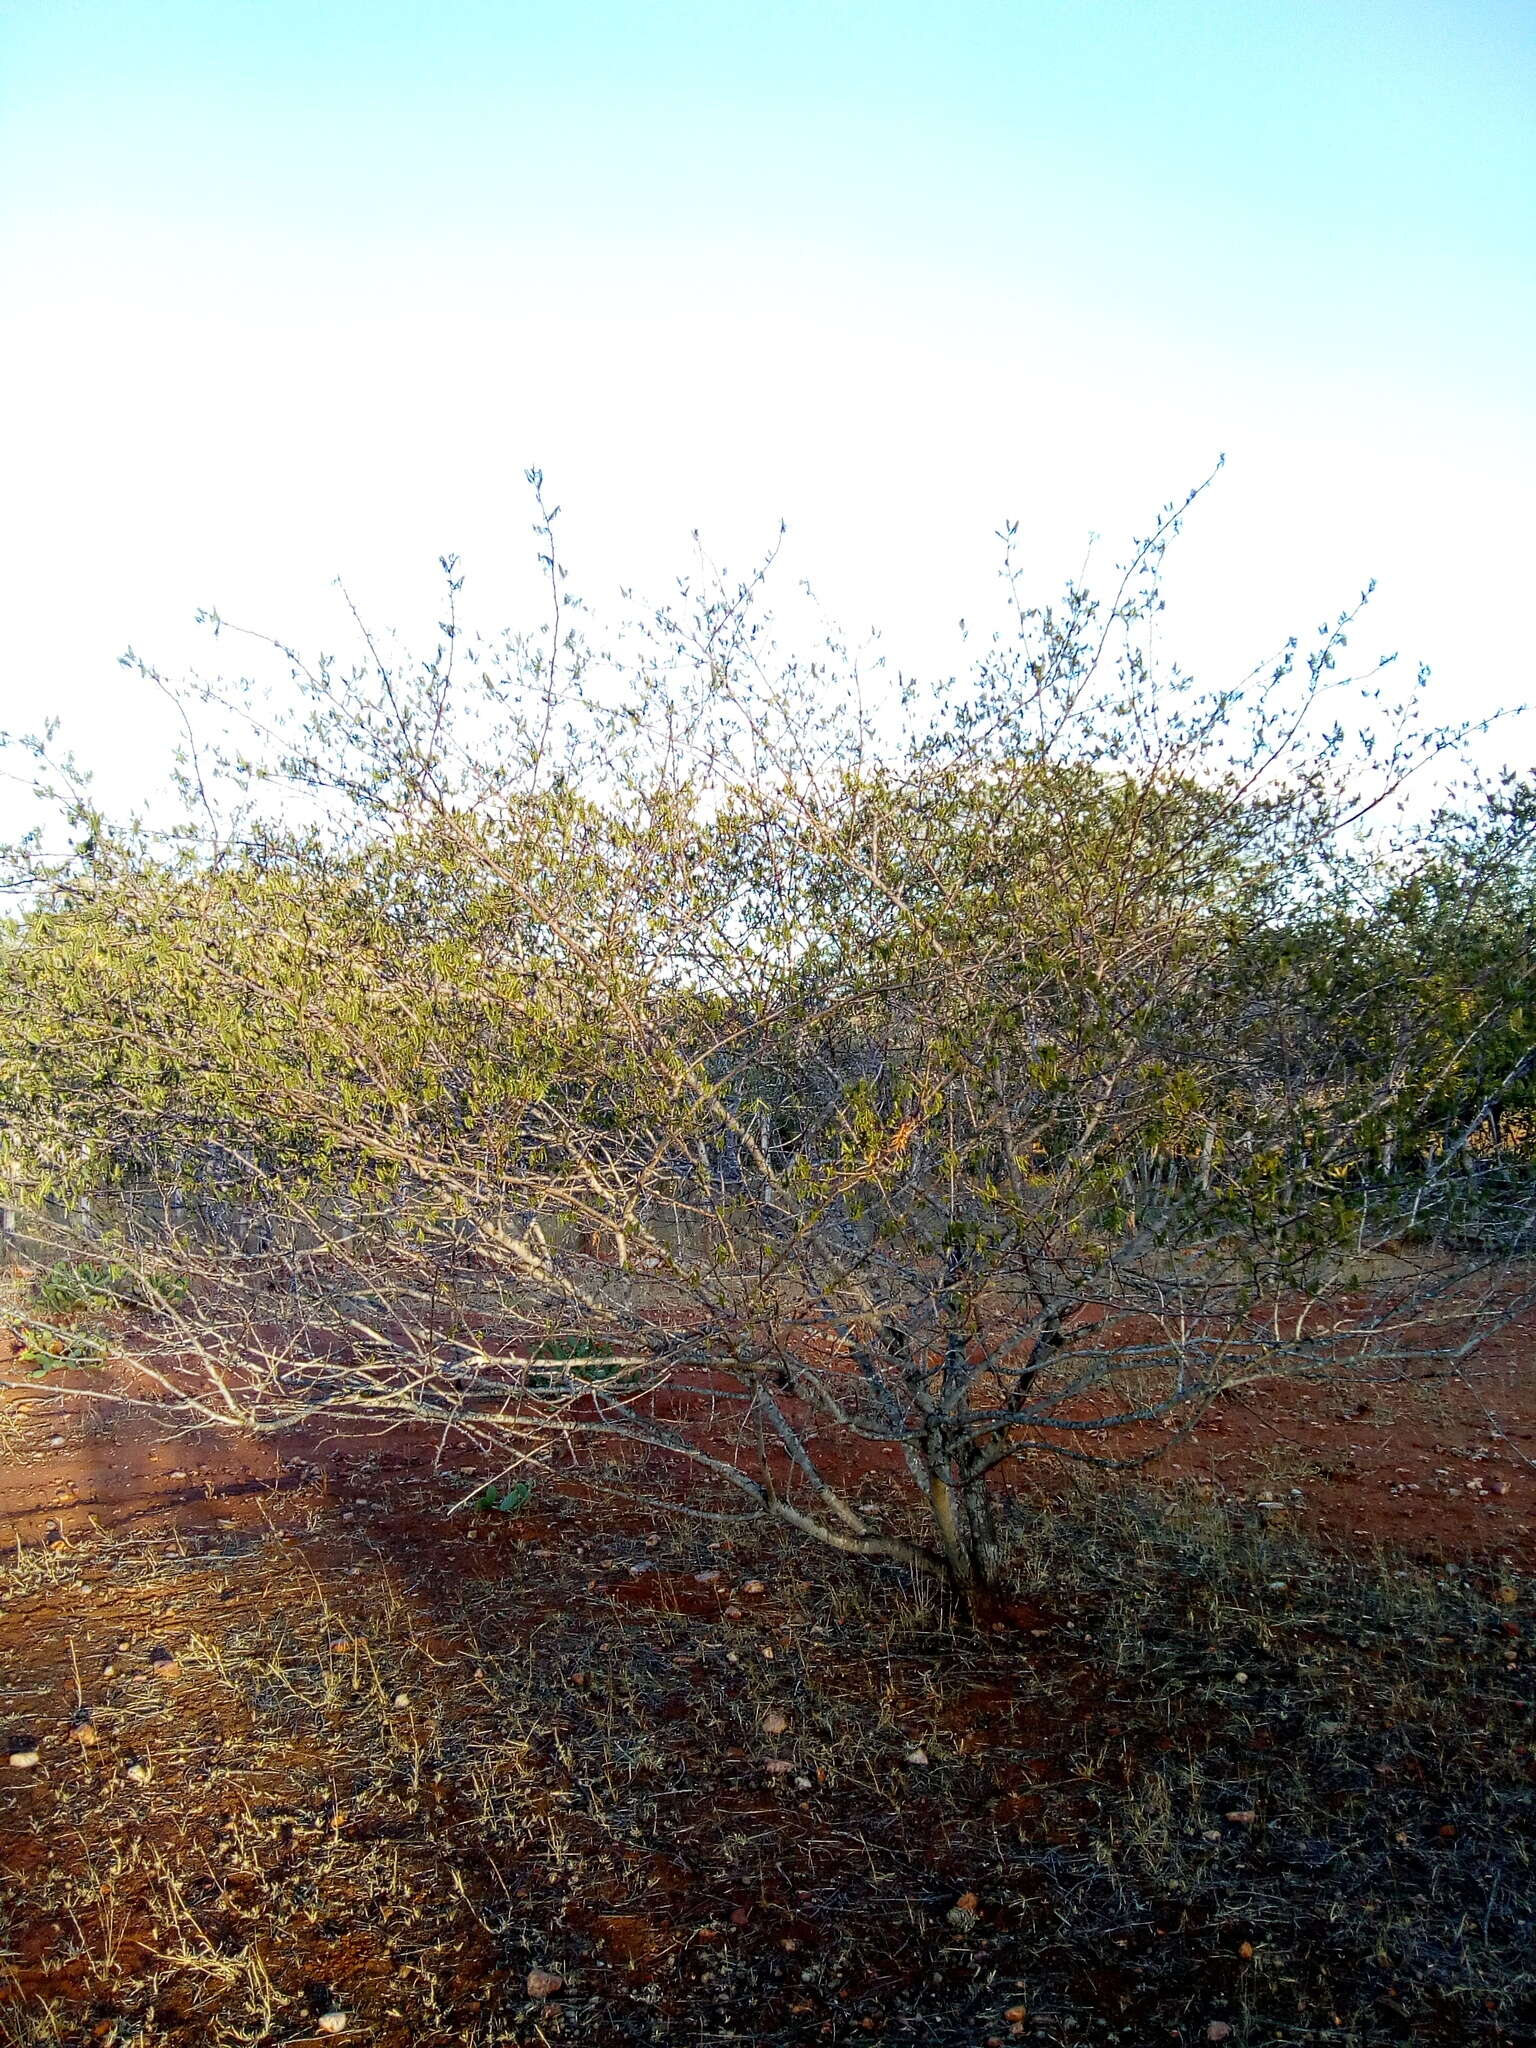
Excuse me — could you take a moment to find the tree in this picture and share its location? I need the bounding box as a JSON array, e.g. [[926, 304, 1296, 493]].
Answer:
[[4, 483, 1532, 1603]]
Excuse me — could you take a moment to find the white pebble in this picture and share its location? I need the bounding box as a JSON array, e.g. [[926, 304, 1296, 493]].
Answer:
[[7, 1750, 39, 1769]]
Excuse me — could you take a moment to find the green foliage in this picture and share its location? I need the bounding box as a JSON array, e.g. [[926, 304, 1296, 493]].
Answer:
[[31, 1260, 128, 1315], [2, 484, 1531, 1592], [529, 1335, 618, 1361], [526, 1336, 630, 1391], [30, 1258, 187, 1317], [9, 1257, 187, 1376], [14, 1322, 109, 1372], [470, 1479, 534, 1515]]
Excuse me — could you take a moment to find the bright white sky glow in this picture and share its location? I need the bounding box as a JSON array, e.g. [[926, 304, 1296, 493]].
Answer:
[[2, 1, 1532, 826]]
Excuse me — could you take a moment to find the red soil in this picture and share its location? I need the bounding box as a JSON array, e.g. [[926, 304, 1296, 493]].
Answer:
[[1, 1320, 1531, 2045], [2, 1314, 1531, 1566]]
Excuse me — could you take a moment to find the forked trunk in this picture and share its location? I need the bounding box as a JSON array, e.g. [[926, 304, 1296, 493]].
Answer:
[[924, 1448, 1006, 1614]]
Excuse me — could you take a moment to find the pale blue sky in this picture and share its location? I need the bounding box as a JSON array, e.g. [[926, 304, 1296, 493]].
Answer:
[[2, 1, 1533, 815]]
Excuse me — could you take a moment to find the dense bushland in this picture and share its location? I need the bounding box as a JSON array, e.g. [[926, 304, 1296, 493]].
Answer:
[[3, 484, 1534, 1596]]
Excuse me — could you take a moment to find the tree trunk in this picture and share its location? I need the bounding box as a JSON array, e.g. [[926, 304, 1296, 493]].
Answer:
[[923, 1425, 1006, 1613]]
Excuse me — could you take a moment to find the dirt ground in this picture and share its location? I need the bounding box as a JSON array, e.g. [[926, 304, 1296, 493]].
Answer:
[[0, 1337, 1532, 2046]]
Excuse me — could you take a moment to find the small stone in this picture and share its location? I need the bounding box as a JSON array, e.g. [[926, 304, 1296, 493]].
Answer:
[[147, 1648, 179, 1681], [905, 1748, 929, 1767], [1005, 2007, 1028, 2024], [125, 1762, 151, 1784], [1224, 1809, 1256, 1824], [1206, 2025, 1233, 2043], [741, 1579, 767, 1596], [764, 1758, 795, 1775], [526, 1968, 563, 1999], [70, 1710, 98, 1746], [8, 1750, 40, 1769], [724, 1604, 745, 1620], [391, 1691, 410, 1709], [316, 2015, 349, 2035], [762, 1707, 790, 1737]]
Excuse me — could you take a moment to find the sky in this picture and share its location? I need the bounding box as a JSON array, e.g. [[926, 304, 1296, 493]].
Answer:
[[1, 0, 1533, 825]]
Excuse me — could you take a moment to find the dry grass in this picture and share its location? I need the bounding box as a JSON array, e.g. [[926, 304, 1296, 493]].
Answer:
[[0, 1462, 1531, 2046]]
